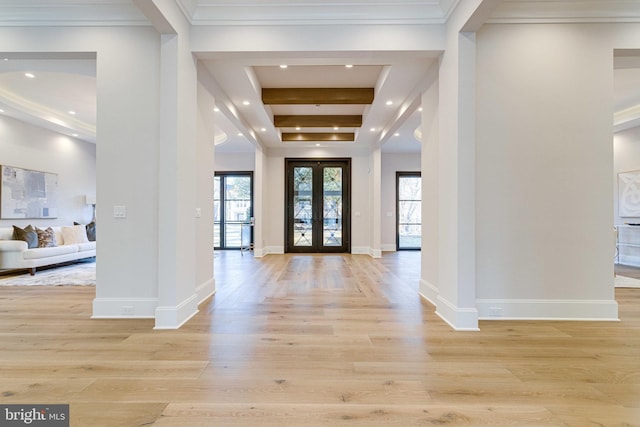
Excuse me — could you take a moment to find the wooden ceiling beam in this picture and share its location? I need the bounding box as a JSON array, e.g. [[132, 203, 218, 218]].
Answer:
[[263, 88, 374, 105], [282, 132, 355, 142], [274, 115, 362, 128]]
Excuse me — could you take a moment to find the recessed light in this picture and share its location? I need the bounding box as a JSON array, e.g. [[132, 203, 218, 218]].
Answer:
[[333, 126, 339, 131], [24, 72, 35, 78], [418, 107, 423, 112], [242, 101, 250, 106], [279, 65, 288, 69], [213, 107, 220, 112], [386, 100, 393, 106], [0, 109, 4, 113], [72, 133, 79, 137], [237, 132, 243, 136], [296, 126, 301, 131], [3, 58, 8, 61], [345, 65, 353, 68], [370, 127, 376, 132], [260, 127, 267, 132], [394, 132, 400, 137], [315, 144, 321, 147], [68, 110, 76, 115]]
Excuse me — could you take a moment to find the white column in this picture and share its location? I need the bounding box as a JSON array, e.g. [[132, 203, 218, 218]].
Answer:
[[253, 147, 266, 257], [435, 29, 479, 331], [370, 148, 382, 258], [419, 72, 439, 305]]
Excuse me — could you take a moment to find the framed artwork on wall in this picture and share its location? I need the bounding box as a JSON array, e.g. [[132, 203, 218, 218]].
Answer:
[[1, 165, 58, 219], [619, 170, 640, 218]]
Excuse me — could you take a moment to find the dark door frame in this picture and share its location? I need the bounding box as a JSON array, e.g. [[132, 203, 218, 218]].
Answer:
[[214, 171, 253, 250], [396, 171, 421, 251], [285, 158, 351, 253]]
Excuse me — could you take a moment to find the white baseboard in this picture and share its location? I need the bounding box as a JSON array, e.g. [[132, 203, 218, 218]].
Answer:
[[196, 277, 215, 304], [418, 279, 438, 306], [476, 298, 619, 321], [617, 255, 640, 267], [154, 293, 199, 330], [435, 295, 480, 331], [92, 297, 157, 319]]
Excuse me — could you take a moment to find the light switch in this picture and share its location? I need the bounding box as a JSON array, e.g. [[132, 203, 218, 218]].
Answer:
[[113, 205, 126, 218], [195, 208, 202, 218]]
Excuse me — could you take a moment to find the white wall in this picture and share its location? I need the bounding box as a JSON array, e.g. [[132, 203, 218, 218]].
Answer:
[[381, 152, 421, 251], [0, 115, 96, 228], [475, 23, 619, 320], [215, 152, 255, 171]]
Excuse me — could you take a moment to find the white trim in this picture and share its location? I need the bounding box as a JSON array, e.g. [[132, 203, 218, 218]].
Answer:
[[435, 294, 480, 331], [476, 298, 620, 321], [91, 297, 157, 318], [196, 277, 215, 305], [418, 279, 438, 306], [351, 246, 371, 255], [618, 254, 640, 267], [154, 293, 199, 330]]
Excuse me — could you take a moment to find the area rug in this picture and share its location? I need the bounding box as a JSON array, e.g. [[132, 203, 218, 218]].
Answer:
[[615, 274, 640, 288], [0, 260, 95, 286]]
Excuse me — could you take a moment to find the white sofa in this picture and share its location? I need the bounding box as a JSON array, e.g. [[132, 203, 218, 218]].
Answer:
[[0, 226, 96, 275]]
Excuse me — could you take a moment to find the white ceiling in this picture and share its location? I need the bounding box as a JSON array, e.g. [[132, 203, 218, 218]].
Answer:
[[1, 1, 640, 153]]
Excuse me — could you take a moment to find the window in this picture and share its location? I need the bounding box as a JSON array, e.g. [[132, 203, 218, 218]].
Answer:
[[214, 172, 253, 249], [397, 172, 421, 250]]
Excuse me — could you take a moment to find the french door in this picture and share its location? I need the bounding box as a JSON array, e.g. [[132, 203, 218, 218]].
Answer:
[[285, 159, 351, 253]]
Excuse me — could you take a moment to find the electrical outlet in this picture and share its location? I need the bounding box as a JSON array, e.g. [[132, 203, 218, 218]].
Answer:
[[122, 306, 134, 315], [113, 205, 127, 218], [489, 307, 502, 317]]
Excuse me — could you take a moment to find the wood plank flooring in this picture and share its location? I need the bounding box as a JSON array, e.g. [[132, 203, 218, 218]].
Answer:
[[0, 251, 639, 426]]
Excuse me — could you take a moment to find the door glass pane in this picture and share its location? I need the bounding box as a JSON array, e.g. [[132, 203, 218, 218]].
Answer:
[[323, 167, 342, 247], [224, 176, 251, 248], [398, 176, 421, 250], [213, 176, 221, 247], [293, 167, 313, 246]]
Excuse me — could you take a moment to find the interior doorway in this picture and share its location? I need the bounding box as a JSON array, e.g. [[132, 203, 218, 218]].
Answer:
[[285, 158, 351, 253]]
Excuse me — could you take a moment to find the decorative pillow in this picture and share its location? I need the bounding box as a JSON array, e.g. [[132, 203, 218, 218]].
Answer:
[[74, 221, 96, 242], [36, 227, 57, 248], [62, 225, 89, 245], [12, 225, 38, 248]]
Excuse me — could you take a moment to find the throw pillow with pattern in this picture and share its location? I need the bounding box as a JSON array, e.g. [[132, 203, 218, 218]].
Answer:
[[36, 227, 57, 248]]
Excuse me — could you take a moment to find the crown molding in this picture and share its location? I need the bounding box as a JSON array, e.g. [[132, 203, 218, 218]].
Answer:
[[488, 1, 640, 24], [615, 103, 640, 133], [188, 1, 449, 26], [0, 2, 149, 26]]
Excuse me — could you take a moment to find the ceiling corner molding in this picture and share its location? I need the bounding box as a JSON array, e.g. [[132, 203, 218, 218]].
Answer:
[[0, 3, 150, 27], [615, 103, 640, 133], [189, 1, 448, 26], [487, 1, 640, 24]]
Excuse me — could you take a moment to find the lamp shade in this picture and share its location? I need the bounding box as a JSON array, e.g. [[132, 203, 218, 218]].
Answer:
[[84, 194, 96, 205]]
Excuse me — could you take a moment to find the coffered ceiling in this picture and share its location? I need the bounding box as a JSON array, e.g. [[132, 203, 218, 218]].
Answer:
[[0, 1, 640, 153]]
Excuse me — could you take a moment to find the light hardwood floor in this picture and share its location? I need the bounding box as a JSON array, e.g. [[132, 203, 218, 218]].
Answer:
[[1, 251, 639, 426]]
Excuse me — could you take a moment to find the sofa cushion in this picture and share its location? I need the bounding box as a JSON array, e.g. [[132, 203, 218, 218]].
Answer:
[[77, 241, 96, 252], [12, 225, 38, 249], [23, 244, 78, 260], [36, 227, 57, 248], [74, 221, 96, 242], [62, 225, 89, 245]]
